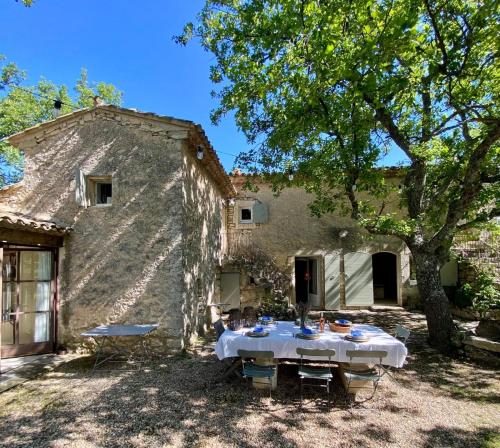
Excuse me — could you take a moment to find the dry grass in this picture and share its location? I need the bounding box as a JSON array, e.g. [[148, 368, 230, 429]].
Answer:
[[0, 310, 499, 448]]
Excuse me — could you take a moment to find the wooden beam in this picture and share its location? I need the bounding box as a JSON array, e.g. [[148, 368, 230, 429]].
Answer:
[[0, 228, 64, 247]]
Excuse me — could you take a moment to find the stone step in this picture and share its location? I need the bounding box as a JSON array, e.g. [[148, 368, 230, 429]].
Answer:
[[369, 305, 405, 312], [464, 336, 500, 353]]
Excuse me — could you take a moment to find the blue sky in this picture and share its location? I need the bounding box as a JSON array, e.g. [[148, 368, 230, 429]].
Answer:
[[1, 0, 407, 171]]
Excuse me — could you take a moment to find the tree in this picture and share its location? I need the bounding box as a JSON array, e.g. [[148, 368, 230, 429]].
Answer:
[[0, 68, 122, 185], [180, 0, 500, 351]]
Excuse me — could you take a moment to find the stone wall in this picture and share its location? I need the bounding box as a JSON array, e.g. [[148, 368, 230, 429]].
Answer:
[[2, 109, 190, 351], [225, 178, 411, 308], [181, 144, 226, 343]]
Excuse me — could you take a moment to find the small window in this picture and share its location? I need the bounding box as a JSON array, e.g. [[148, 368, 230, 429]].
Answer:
[[87, 175, 112, 206], [96, 182, 112, 205], [240, 207, 252, 223]]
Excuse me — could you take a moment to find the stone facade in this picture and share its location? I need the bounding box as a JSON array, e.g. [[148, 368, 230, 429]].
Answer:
[[1, 106, 233, 352], [223, 176, 414, 309], [181, 144, 227, 344]]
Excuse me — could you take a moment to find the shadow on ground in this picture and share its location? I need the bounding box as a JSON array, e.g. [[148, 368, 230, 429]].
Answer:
[[0, 310, 498, 447]]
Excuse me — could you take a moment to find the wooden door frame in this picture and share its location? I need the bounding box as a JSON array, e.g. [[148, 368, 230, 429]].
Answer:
[[1, 245, 58, 358], [293, 256, 323, 309]]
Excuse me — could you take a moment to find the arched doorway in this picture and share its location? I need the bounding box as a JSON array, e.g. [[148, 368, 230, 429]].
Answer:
[[372, 252, 398, 304]]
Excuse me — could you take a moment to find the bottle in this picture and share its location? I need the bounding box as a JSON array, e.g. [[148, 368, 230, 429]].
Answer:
[[319, 312, 325, 332]]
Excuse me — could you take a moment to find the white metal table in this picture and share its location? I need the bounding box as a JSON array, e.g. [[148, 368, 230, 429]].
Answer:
[[81, 324, 159, 370]]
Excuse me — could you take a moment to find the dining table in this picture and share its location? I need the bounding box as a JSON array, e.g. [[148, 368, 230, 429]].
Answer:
[[215, 321, 408, 368]]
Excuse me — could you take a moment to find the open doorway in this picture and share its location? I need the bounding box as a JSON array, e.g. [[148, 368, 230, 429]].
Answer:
[[295, 258, 321, 308], [372, 252, 398, 305]]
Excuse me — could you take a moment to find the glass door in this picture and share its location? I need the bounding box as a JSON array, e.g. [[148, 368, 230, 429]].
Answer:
[[1, 249, 55, 358]]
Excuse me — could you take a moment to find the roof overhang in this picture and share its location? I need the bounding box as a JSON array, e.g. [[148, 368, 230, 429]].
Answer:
[[0, 213, 72, 236]]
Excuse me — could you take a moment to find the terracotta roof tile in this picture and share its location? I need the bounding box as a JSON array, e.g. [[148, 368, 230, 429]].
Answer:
[[0, 212, 72, 235]]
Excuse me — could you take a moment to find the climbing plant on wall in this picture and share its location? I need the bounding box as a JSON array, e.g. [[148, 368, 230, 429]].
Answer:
[[225, 243, 293, 319]]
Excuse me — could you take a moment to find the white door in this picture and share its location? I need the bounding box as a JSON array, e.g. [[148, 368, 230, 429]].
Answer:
[[220, 273, 240, 309], [324, 254, 340, 310], [345, 252, 374, 306]]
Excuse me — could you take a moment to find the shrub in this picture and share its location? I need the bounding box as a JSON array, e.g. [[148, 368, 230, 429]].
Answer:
[[257, 295, 295, 321], [456, 262, 500, 313]]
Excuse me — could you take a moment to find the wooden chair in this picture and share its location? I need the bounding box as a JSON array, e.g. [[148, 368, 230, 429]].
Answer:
[[237, 349, 277, 398], [343, 350, 388, 402], [296, 348, 336, 406]]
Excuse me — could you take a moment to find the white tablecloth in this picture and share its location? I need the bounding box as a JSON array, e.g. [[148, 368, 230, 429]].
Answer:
[[215, 321, 408, 368]]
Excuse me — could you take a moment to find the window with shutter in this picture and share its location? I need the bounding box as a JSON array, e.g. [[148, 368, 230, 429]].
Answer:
[[252, 202, 268, 224]]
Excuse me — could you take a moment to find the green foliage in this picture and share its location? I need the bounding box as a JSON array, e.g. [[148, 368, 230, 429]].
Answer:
[[181, 0, 499, 243], [0, 55, 25, 91], [226, 243, 292, 318], [456, 263, 500, 312], [455, 283, 474, 309], [182, 1, 499, 349], [257, 295, 295, 321], [0, 68, 122, 186]]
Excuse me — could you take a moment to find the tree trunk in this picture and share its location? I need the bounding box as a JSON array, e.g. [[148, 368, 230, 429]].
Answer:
[[412, 251, 457, 352]]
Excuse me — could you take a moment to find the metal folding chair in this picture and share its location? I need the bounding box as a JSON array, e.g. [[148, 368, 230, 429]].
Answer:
[[344, 350, 388, 402], [395, 325, 411, 344], [381, 324, 410, 381], [237, 349, 277, 398], [296, 348, 336, 406]]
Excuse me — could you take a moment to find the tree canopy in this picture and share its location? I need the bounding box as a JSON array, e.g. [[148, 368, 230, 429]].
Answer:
[[181, 0, 499, 351], [0, 67, 122, 185]]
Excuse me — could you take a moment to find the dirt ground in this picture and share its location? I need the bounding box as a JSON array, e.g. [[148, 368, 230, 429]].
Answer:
[[0, 310, 498, 448]]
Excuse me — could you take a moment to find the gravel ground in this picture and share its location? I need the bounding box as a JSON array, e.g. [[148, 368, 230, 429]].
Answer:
[[0, 310, 498, 448]]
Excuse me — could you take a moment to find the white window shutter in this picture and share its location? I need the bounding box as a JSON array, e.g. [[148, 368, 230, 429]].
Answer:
[[75, 168, 87, 207], [344, 252, 374, 306], [252, 202, 268, 224], [324, 254, 340, 310]]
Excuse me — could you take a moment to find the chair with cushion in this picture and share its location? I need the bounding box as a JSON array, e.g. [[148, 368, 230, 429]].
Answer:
[[296, 348, 336, 406], [213, 319, 225, 342], [343, 350, 388, 402], [237, 349, 277, 398]]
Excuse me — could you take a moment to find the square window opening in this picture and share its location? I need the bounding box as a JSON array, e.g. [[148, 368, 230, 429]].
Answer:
[[240, 207, 252, 223], [85, 175, 113, 206], [96, 182, 112, 205]]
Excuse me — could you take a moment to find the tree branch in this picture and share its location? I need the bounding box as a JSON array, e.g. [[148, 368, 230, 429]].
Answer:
[[456, 207, 500, 232], [430, 120, 500, 248], [362, 92, 413, 158]]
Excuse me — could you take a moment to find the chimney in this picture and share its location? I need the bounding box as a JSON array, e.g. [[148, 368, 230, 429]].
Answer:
[[53, 99, 62, 118], [93, 95, 104, 107]]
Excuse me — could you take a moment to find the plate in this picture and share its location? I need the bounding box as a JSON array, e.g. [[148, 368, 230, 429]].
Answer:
[[344, 334, 370, 342], [296, 332, 320, 340], [335, 319, 352, 326], [246, 331, 270, 338], [259, 317, 274, 325]]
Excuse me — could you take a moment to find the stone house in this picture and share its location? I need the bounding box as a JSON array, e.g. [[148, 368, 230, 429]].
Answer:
[[0, 105, 235, 358], [0, 105, 457, 358]]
